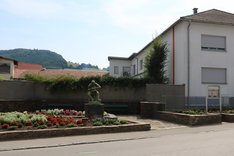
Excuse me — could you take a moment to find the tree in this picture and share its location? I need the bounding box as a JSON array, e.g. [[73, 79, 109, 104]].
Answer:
[[145, 38, 168, 83]]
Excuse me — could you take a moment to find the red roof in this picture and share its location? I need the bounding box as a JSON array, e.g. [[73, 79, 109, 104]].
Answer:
[[15, 62, 43, 70], [14, 69, 108, 79]]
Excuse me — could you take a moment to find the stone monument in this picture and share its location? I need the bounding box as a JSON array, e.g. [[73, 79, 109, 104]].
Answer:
[[85, 80, 104, 119]]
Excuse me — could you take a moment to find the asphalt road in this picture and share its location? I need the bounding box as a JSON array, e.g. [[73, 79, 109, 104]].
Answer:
[[2, 123, 234, 156]]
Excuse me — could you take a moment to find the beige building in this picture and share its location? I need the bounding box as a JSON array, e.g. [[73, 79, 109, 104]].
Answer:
[[0, 56, 16, 80]]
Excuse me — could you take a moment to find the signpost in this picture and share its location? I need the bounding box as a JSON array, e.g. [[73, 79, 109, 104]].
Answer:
[[206, 86, 221, 113]]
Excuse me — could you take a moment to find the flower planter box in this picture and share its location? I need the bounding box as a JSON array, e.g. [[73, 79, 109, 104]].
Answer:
[[222, 113, 234, 122], [0, 121, 150, 141], [154, 111, 222, 126]]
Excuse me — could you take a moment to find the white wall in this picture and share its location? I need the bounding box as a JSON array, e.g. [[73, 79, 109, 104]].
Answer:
[[131, 47, 151, 77], [189, 22, 234, 97], [162, 21, 234, 98], [162, 21, 188, 85], [109, 59, 131, 77]]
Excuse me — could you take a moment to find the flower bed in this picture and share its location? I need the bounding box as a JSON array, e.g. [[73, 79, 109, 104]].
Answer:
[[0, 109, 129, 131], [0, 109, 150, 141]]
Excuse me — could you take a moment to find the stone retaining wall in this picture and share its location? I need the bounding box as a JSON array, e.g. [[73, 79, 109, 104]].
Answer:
[[154, 111, 222, 126], [0, 122, 151, 141]]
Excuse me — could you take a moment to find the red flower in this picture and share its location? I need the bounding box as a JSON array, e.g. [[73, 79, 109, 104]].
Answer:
[[10, 121, 19, 126], [47, 122, 52, 127], [25, 121, 32, 126], [37, 121, 44, 125], [77, 119, 83, 124], [2, 124, 9, 129]]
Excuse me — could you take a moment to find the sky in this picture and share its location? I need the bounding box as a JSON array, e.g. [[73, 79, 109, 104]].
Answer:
[[0, 0, 234, 68]]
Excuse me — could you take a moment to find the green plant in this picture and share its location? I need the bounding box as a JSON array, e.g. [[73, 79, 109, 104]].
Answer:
[[92, 118, 104, 126], [112, 120, 120, 125], [145, 37, 168, 83], [67, 123, 77, 127], [7, 125, 18, 130], [92, 121, 103, 126], [120, 120, 128, 124], [0, 76, 4, 81], [37, 125, 48, 129]]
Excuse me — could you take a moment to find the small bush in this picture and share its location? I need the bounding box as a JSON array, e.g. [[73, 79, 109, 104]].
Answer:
[[92, 121, 103, 126]]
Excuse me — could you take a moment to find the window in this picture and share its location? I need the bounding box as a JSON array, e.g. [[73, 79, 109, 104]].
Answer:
[[0, 63, 10, 74], [122, 67, 131, 77], [114, 66, 119, 74], [133, 65, 136, 75], [140, 59, 143, 70], [201, 67, 227, 84], [201, 35, 226, 51]]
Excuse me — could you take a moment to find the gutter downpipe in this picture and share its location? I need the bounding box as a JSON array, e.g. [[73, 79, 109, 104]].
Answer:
[[187, 20, 191, 108], [172, 27, 175, 84]]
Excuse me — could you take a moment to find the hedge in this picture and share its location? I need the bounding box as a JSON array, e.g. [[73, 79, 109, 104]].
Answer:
[[25, 74, 156, 92]]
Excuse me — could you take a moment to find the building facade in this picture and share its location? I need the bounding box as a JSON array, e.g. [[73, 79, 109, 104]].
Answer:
[[0, 56, 16, 80], [108, 8, 234, 105]]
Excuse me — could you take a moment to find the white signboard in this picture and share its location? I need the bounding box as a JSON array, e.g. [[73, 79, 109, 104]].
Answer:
[[208, 86, 220, 98]]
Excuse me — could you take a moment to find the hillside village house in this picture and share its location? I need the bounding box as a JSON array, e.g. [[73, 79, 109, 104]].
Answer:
[[0, 56, 108, 80], [0, 56, 16, 79], [0, 56, 44, 80], [108, 8, 234, 106]]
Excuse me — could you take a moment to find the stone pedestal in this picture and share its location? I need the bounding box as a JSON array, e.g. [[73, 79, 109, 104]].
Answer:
[[85, 103, 104, 119], [140, 101, 165, 118]]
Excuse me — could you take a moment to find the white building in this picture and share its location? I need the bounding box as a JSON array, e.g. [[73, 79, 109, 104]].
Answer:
[[109, 8, 234, 105]]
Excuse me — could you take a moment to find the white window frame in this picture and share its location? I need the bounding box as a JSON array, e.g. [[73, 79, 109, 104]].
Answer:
[[122, 66, 131, 77], [114, 66, 119, 75], [140, 59, 143, 70], [201, 67, 227, 84], [201, 34, 226, 52]]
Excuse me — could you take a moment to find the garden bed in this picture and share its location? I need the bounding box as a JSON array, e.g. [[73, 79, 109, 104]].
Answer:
[[154, 111, 222, 126], [0, 109, 150, 141], [0, 121, 150, 141]]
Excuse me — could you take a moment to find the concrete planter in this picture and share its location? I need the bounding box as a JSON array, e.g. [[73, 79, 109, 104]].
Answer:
[[140, 101, 165, 118], [154, 111, 222, 126], [0, 122, 151, 141], [222, 113, 234, 122]]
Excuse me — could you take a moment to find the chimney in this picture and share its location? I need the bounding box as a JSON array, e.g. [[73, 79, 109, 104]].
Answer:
[[193, 8, 198, 14]]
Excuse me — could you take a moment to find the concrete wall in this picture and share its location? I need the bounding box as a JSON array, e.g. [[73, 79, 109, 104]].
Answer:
[[146, 84, 185, 111], [0, 81, 185, 113]]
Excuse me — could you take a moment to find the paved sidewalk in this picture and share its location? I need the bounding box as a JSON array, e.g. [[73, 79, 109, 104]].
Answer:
[[0, 115, 185, 151]]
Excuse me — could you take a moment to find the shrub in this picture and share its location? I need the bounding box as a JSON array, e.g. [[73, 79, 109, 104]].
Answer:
[[92, 121, 103, 126], [25, 75, 155, 92], [145, 38, 168, 83]]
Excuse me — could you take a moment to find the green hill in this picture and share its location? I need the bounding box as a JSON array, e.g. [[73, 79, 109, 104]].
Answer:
[[0, 49, 67, 69]]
